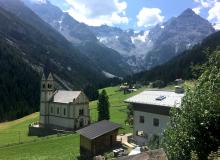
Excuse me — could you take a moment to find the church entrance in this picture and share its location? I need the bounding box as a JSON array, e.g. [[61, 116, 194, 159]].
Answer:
[[79, 119, 84, 128]]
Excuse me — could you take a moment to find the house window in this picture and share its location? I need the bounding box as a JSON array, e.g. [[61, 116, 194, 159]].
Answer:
[[79, 109, 84, 116], [51, 107, 53, 113], [153, 118, 159, 127], [57, 108, 59, 114], [63, 108, 66, 116], [139, 116, 144, 123]]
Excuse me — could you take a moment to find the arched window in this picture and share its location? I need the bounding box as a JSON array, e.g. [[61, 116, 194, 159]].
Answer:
[[42, 84, 45, 89], [79, 119, 84, 127], [57, 108, 59, 114], [153, 118, 159, 127], [48, 84, 52, 89], [63, 108, 66, 116], [79, 109, 84, 116]]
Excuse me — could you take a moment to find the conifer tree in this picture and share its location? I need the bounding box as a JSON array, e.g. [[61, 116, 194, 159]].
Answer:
[[97, 90, 110, 121]]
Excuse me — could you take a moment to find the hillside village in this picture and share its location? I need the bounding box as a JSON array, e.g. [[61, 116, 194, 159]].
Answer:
[[0, 0, 220, 160], [1, 72, 220, 160], [26, 71, 187, 159]]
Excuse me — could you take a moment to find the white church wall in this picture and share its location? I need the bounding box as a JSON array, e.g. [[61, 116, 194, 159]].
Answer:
[[49, 116, 75, 129]]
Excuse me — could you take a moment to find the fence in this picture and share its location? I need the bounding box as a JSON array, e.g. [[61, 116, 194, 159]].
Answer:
[[0, 130, 74, 148]]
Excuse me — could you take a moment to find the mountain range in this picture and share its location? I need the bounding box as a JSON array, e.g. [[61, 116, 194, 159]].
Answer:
[[144, 8, 215, 69], [23, 0, 132, 76], [131, 30, 220, 85], [25, 0, 215, 72]]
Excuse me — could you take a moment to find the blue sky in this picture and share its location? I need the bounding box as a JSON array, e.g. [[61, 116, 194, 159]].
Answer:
[[48, 0, 220, 30]]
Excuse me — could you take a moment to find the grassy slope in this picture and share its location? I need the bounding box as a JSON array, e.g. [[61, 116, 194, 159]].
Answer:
[[0, 135, 80, 160], [0, 86, 146, 160], [0, 113, 39, 146]]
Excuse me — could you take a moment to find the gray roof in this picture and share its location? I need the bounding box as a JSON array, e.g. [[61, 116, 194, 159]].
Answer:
[[53, 90, 81, 104], [76, 120, 121, 140], [125, 90, 184, 108]]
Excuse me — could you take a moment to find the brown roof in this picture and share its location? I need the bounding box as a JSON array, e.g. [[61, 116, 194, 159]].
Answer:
[[76, 120, 121, 140], [118, 149, 167, 160]]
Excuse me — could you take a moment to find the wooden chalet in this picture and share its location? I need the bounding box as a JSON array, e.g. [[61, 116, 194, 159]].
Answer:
[[76, 120, 121, 156]]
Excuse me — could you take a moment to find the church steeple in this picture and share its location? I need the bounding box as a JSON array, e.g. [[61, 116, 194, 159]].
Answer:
[[41, 73, 46, 91], [47, 72, 53, 81], [41, 73, 46, 80], [46, 72, 54, 91], [39, 72, 54, 125]]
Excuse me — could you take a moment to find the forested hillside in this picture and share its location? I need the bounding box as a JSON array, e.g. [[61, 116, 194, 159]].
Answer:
[[0, 0, 107, 88], [78, 41, 132, 77], [131, 31, 220, 84], [24, 0, 132, 76], [0, 37, 40, 121], [0, 4, 105, 121]]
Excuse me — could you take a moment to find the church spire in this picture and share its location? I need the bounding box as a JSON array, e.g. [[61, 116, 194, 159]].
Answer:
[[41, 72, 46, 81], [47, 72, 53, 81]]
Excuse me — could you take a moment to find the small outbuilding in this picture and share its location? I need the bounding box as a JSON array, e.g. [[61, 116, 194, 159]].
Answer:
[[77, 120, 121, 156]]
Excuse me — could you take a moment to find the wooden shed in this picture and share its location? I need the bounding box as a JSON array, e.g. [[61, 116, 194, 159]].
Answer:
[[77, 120, 121, 156]]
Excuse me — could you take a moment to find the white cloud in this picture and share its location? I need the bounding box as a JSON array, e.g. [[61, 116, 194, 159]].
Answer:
[[136, 8, 164, 27], [64, 0, 129, 26], [193, 0, 216, 8], [193, 0, 220, 24], [208, 2, 220, 22], [192, 7, 202, 14]]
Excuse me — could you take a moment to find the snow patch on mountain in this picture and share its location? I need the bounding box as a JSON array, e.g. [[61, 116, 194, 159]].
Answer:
[[102, 71, 123, 79], [131, 31, 149, 43], [213, 23, 220, 31], [57, 15, 64, 31], [30, 0, 48, 4]]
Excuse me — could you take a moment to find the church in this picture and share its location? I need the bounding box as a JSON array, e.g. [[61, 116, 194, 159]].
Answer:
[[39, 73, 90, 130]]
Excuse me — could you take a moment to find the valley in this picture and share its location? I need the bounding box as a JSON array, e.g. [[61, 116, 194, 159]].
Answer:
[[0, 0, 220, 159]]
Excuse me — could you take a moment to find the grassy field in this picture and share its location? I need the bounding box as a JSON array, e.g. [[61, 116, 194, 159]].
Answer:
[[90, 86, 146, 133], [0, 134, 80, 160], [0, 113, 39, 146], [0, 86, 146, 160]]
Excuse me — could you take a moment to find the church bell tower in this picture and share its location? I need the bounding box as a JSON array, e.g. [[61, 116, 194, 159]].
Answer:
[[39, 72, 54, 126]]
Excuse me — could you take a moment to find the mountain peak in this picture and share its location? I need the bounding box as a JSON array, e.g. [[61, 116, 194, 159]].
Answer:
[[180, 8, 196, 17]]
